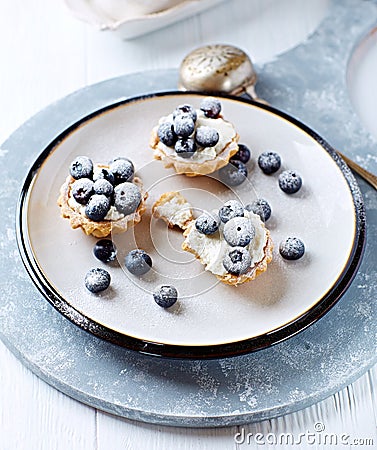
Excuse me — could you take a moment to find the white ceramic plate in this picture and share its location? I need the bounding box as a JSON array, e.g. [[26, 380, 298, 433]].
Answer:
[[17, 93, 365, 358], [64, 0, 226, 39]]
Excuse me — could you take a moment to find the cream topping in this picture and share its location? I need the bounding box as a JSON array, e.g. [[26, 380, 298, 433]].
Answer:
[[184, 210, 268, 276], [67, 196, 125, 221], [157, 110, 236, 163], [154, 195, 192, 228]]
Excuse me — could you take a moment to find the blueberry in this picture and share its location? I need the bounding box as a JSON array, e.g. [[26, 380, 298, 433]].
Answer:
[[109, 158, 134, 184], [173, 115, 195, 138], [113, 182, 142, 215], [153, 285, 178, 308], [195, 211, 220, 235], [200, 97, 221, 118], [93, 179, 113, 197], [223, 217, 255, 247], [231, 144, 251, 164], [258, 151, 281, 175], [69, 156, 93, 180], [93, 167, 115, 185], [195, 126, 219, 148], [173, 104, 197, 122], [279, 237, 305, 260], [125, 249, 152, 276], [223, 247, 252, 276], [85, 268, 111, 293], [245, 199, 272, 222], [218, 200, 244, 223], [175, 138, 197, 158], [93, 239, 117, 263], [71, 178, 94, 205], [218, 160, 248, 186], [85, 194, 110, 221], [278, 170, 302, 194], [157, 122, 177, 147]]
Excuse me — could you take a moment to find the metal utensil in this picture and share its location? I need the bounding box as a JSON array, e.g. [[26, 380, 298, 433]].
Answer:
[[179, 44, 377, 189]]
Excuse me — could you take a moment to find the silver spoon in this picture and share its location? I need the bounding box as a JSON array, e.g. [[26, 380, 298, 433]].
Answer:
[[179, 44, 377, 189]]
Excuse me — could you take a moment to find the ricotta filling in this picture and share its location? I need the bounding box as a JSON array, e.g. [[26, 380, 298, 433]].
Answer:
[[157, 110, 236, 163], [154, 195, 192, 228], [184, 210, 268, 276]]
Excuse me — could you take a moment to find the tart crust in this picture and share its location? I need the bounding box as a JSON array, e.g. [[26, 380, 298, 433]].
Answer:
[[150, 128, 240, 177], [182, 221, 273, 286], [152, 191, 194, 230], [57, 173, 147, 238]]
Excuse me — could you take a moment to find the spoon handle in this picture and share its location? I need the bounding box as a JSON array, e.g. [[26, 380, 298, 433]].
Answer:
[[337, 151, 377, 190]]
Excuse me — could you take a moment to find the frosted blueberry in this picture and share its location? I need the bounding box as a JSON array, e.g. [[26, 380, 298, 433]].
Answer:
[[85, 268, 111, 293], [93, 239, 117, 263], [258, 151, 281, 175], [200, 97, 221, 118], [157, 122, 177, 147], [85, 194, 110, 221], [223, 216, 255, 247], [195, 126, 219, 148], [69, 156, 93, 180], [279, 237, 305, 260], [278, 170, 302, 194], [93, 179, 113, 197], [173, 104, 197, 122], [71, 178, 94, 205], [173, 115, 195, 138], [245, 199, 272, 222], [223, 247, 252, 275], [218, 200, 244, 223], [125, 249, 152, 276], [153, 285, 178, 308], [195, 211, 220, 235], [218, 160, 248, 186], [175, 138, 197, 158], [109, 158, 134, 184], [231, 144, 251, 164], [114, 182, 142, 215]]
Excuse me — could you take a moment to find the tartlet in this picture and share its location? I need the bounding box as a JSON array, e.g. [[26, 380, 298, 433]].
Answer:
[[152, 191, 193, 229], [150, 97, 239, 177], [57, 158, 147, 238]]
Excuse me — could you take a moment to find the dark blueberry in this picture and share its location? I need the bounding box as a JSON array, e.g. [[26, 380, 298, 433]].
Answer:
[[153, 285, 178, 308], [173, 115, 195, 138], [125, 249, 152, 276], [223, 247, 252, 275], [175, 138, 197, 158], [279, 237, 305, 260], [71, 178, 94, 205], [114, 182, 142, 215], [173, 104, 197, 122], [231, 144, 251, 164], [85, 194, 110, 221], [109, 158, 134, 184], [69, 156, 93, 180], [258, 151, 281, 175], [218, 160, 248, 186], [195, 211, 220, 235], [223, 217, 255, 247], [200, 97, 221, 118], [245, 199, 272, 222], [85, 268, 111, 293], [278, 170, 302, 194], [93, 167, 115, 185], [93, 179, 113, 197], [93, 239, 117, 263], [157, 122, 177, 147], [218, 200, 244, 223], [195, 126, 219, 148]]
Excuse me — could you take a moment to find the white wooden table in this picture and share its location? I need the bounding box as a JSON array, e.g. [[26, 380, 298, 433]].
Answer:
[[1, 1, 376, 448]]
